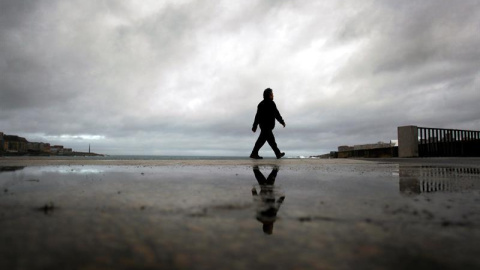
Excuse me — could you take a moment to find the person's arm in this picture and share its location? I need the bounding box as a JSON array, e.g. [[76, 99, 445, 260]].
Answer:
[[274, 103, 286, 128], [275, 196, 285, 210]]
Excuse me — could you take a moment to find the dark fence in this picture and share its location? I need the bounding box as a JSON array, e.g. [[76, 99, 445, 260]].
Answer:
[[418, 127, 480, 157]]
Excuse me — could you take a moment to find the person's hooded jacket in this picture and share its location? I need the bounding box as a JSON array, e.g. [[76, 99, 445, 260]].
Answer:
[[252, 93, 285, 131]]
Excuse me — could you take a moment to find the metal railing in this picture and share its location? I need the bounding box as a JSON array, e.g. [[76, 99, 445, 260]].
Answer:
[[418, 127, 480, 157]]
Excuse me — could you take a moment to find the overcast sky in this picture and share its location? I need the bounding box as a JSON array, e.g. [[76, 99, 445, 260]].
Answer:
[[1, 0, 479, 156]]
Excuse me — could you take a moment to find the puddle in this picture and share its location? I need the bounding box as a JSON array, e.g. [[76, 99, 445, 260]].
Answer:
[[0, 164, 479, 269]]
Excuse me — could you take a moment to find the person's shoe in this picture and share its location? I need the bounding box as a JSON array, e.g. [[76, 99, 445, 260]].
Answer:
[[250, 154, 263, 159], [276, 152, 285, 159]]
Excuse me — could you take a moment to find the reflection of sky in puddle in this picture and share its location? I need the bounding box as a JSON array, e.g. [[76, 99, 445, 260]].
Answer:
[[1, 163, 479, 269], [0, 166, 105, 176], [37, 167, 105, 174]]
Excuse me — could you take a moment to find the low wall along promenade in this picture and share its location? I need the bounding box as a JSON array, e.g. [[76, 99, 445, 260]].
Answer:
[[398, 125, 480, 158]]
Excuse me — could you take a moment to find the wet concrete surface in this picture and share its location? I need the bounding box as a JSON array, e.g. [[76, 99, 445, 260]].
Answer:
[[0, 160, 479, 269]]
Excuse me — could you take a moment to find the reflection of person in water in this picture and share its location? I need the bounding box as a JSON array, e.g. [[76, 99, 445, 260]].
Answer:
[[251, 165, 285, 235]]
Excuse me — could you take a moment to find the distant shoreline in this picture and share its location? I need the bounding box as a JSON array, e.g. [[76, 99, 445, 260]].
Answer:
[[0, 151, 104, 157]]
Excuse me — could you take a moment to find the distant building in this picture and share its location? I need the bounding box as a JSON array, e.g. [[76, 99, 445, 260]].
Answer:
[[27, 142, 51, 154], [44, 143, 51, 152], [0, 132, 4, 152], [1, 132, 79, 156], [353, 141, 395, 151], [3, 135, 28, 153], [50, 145, 64, 154], [28, 142, 43, 151], [338, 145, 354, 152], [337, 140, 398, 158]]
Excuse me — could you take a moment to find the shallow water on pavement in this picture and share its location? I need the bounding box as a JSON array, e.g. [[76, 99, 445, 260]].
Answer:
[[1, 164, 479, 269]]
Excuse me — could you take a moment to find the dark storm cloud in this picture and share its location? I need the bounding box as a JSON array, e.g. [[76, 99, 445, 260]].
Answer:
[[1, 0, 479, 156], [313, 0, 480, 145]]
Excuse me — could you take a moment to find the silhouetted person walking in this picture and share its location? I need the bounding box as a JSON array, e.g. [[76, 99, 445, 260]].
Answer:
[[250, 88, 286, 159]]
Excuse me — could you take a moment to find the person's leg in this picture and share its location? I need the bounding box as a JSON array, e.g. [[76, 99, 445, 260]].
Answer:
[[253, 166, 267, 185], [265, 130, 282, 157], [266, 167, 278, 185], [251, 130, 267, 158]]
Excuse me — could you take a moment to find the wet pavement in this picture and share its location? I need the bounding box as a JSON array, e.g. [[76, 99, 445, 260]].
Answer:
[[0, 160, 479, 269]]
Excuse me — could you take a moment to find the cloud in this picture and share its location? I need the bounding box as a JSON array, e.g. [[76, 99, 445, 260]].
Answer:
[[1, 0, 479, 156]]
